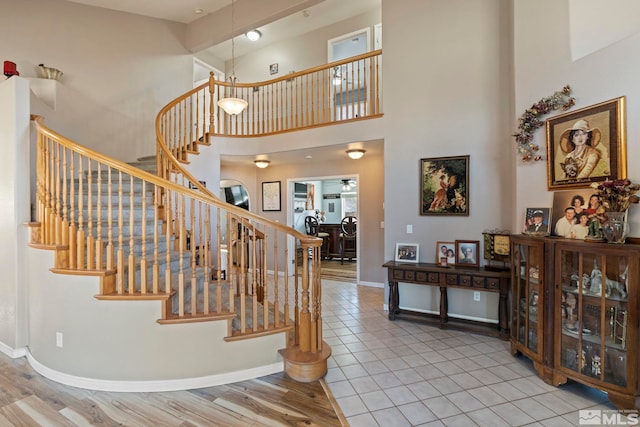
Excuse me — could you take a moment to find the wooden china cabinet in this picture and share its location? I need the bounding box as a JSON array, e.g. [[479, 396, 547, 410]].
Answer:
[[551, 239, 639, 410], [510, 235, 549, 379], [510, 236, 640, 410]]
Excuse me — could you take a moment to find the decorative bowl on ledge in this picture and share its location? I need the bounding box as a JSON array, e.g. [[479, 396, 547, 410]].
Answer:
[[38, 64, 63, 81]]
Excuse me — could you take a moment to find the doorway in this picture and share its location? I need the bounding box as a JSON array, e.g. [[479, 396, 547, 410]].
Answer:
[[289, 175, 359, 283]]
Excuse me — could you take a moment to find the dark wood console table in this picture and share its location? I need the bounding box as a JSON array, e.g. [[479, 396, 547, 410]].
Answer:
[[383, 261, 510, 340]]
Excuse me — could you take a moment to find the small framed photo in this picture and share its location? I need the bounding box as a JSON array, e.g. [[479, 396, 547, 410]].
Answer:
[[546, 96, 626, 190], [395, 243, 419, 263], [269, 63, 279, 75], [523, 207, 551, 235], [261, 181, 281, 212], [435, 241, 456, 266], [455, 240, 479, 267]]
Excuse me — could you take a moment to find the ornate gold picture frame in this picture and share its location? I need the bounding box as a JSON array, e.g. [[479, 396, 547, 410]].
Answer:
[[546, 97, 626, 190]]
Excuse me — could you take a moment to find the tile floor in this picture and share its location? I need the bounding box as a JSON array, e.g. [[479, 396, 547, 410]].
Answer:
[[320, 280, 626, 426]]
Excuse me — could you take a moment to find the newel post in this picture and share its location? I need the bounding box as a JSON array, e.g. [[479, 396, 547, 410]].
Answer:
[[278, 237, 331, 382]]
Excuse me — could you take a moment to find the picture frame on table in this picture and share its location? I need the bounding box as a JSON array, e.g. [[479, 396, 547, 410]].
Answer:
[[455, 240, 480, 267], [261, 181, 281, 211], [546, 96, 626, 190], [420, 155, 469, 216], [435, 241, 455, 266], [395, 243, 419, 263]]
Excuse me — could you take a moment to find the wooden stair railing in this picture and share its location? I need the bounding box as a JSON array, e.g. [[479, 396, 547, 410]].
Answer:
[[31, 115, 330, 381], [154, 50, 383, 188], [148, 53, 382, 382]]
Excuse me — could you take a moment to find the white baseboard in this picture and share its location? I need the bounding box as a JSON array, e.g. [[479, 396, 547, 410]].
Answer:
[[0, 342, 27, 359], [26, 351, 283, 392]]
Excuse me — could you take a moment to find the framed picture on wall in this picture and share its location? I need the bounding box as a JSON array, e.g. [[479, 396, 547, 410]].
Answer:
[[546, 96, 627, 190], [261, 181, 281, 211], [420, 155, 469, 216]]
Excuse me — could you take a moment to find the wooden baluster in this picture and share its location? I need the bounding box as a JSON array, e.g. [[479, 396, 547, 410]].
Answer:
[[140, 181, 147, 294], [262, 229, 269, 330], [190, 198, 197, 315], [54, 144, 62, 245], [43, 138, 51, 244], [284, 245, 290, 326], [299, 243, 311, 352], [273, 229, 280, 327], [239, 218, 246, 333], [375, 56, 380, 114], [218, 208, 227, 313], [68, 152, 77, 269], [127, 174, 136, 293], [189, 96, 194, 151], [106, 167, 114, 271], [152, 183, 160, 294], [61, 148, 69, 246], [95, 163, 103, 270], [86, 159, 95, 270], [76, 156, 85, 269], [117, 171, 124, 294], [310, 245, 320, 353], [200, 203, 209, 314], [211, 71, 220, 134], [251, 223, 258, 332], [164, 190, 172, 295], [178, 194, 185, 316], [294, 242, 300, 344]]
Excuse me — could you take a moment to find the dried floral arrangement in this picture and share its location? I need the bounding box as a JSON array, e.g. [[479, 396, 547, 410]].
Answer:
[[591, 179, 640, 212], [514, 85, 575, 162]]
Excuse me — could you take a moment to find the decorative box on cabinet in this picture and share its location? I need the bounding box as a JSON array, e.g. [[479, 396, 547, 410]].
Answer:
[[510, 235, 550, 380], [551, 240, 639, 410]]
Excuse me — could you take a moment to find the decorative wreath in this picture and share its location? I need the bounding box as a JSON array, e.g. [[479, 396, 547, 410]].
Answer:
[[514, 85, 575, 162]]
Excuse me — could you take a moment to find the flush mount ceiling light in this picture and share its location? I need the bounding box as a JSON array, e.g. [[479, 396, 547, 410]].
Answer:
[[254, 159, 270, 168], [217, 0, 248, 115], [346, 149, 366, 160], [342, 179, 351, 191], [246, 29, 262, 41]]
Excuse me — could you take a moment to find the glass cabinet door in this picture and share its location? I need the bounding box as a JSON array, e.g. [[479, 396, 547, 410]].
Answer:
[[556, 246, 630, 388], [511, 238, 543, 356]]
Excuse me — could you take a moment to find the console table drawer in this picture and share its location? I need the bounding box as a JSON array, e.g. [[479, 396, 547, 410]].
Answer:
[[486, 278, 500, 289], [446, 274, 472, 286], [393, 269, 417, 281], [445, 274, 459, 285], [418, 272, 440, 283]]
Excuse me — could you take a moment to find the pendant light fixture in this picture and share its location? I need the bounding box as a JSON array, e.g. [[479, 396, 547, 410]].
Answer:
[[217, 0, 248, 115]]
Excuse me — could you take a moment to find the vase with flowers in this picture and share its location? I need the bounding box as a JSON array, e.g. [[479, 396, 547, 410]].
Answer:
[[590, 179, 640, 243]]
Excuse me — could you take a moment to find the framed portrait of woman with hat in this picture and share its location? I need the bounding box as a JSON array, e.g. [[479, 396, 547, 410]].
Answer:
[[545, 96, 627, 190]]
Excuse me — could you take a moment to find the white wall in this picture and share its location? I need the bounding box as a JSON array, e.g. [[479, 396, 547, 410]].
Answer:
[[514, 0, 640, 236], [1, 0, 194, 162], [382, 0, 514, 313], [0, 78, 30, 355]]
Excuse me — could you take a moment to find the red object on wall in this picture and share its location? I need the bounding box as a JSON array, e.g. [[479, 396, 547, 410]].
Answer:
[[4, 61, 19, 77]]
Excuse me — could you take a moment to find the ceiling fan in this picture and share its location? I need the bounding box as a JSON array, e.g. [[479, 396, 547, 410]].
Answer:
[[341, 179, 357, 191]]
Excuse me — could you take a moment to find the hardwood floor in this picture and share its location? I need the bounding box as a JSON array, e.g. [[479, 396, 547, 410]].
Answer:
[[320, 259, 356, 282], [0, 353, 345, 426]]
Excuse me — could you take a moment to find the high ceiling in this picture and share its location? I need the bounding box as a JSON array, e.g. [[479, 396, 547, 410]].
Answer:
[[63, 0, 380, 60], [62, 0, 382, 168]]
